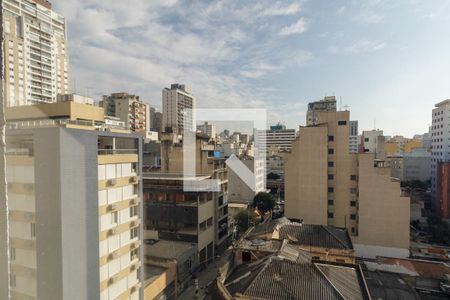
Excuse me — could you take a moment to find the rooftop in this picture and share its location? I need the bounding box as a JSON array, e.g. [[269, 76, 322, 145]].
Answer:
[[277, 223, 354, 250], [224, 247, 369, 300], [143, 239, 196, 260]]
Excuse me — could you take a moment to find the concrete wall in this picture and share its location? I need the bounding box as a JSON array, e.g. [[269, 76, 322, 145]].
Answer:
[[285, 126, 328, 224], [355, 154, 410, 251], [34, 127, 99, 300]]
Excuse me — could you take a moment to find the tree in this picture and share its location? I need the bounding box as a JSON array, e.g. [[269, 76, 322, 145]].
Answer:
[[253, 192, 276, 214], [267, 172, 281, 180], [235, 210, 257, 233], [427, 214, 450, 245]]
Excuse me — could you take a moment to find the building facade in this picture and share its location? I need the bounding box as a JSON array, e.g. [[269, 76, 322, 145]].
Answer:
[[349, 120, 359, 153], [3, 0, 70, 106], [4, 103, 144, 299], [256, 124, 296, 153], [431, 100, 450, 211], [162, 84, 195, 133], [285, 108, 410, 258], [100, 92, 150, 133], [437, 162, 450, 219], [306, 96, 337, 126], [197, 121, 216, 139]]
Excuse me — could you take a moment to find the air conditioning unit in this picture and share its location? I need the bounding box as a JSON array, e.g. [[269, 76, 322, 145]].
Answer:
[[130, 286, 137, 293], [129, 176, 138, 183], [129, 221, 136, 228], [107, 228, 116, 236], [107, 251, 118, 261], [130, 264, 136, 272], [107, 179, 117, 186], [107, 203, 118, 211], [129, 242, 136, 250], [107, 277, 116, 285]]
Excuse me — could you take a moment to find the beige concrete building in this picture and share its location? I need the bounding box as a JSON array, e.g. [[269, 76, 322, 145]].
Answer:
[[158, 132, 230, 254], [3, 0, 70, 106], [285, 107, 410, 258], [100, 92, 150, 133], [4, 103, 144, 299]]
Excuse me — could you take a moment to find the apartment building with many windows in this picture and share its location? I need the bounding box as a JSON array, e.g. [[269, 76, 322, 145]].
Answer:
[[3, 102, 144, 300], [431, 99, 450, 212], [162, 83, 195, 133], [100, 92, 151, 134], [2, 0, 70, 106], [285, 107, 410, 259]]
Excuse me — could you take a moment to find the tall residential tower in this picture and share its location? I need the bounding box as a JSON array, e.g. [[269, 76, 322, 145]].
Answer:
[[162, 84, 195, 133], [2, 0, 70, 106]]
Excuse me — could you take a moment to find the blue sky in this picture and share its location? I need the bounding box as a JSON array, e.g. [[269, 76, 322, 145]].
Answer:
[[54, 0, 450, 137]]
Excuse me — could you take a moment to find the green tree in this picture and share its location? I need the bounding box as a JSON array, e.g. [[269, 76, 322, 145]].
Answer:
[[253, 192, 276, 214], [427, 214, 450, 244], [235, 210, 257, 233], [267, 172, 281, 180]]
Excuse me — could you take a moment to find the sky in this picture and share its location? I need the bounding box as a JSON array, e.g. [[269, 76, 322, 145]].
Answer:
[[53, 0, 450, 137]]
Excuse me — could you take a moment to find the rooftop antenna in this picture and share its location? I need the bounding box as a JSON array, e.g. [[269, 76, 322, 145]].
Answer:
[[343, 105, 350, 111], [374, 118, 376, 130], [339, 96, 342, 111], [73, 79, 77, 94]]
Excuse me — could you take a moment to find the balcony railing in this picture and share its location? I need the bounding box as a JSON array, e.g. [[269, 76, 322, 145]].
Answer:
[[98, 149, 137, 155]]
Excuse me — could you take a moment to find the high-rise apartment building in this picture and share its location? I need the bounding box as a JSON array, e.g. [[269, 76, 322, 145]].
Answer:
[[197, 121, 216, 139], [3, 0, 70, 106], [437, 162, 450, 219], [306, 96, 337, 126], [162, 84, 195, 133], [431, 99, 450, 211], [256, 124, 296, 153], [349, 120, 359, 153], [285, 106, 410, 258], [100, 93, 150, 133], [4, 102, 144, 299]]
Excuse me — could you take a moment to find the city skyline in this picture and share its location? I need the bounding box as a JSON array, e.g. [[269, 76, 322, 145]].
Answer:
[[54, 0, 450, 137]]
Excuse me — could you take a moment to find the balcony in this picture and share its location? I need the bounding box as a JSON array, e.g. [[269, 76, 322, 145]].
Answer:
[[98, 149, 137, 155]]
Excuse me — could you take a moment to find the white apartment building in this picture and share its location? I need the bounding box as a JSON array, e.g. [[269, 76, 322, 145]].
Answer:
[[361, 129, 384, 153], [256, 125, 296, 153], [162, 84, 195, 133], [3, 0, 70, 106], [431, 99, 450, 210], [349, 120, 359, 153], [197, 121, 216, 139], [3, 103, 144, 300]]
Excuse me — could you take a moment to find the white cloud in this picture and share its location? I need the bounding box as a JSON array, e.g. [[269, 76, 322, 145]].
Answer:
[[279, 17, 308, 35], [260, 2, 301, 17], [345, 40, 386, 53]]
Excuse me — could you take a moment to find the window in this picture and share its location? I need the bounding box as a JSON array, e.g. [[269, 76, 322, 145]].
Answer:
[[350, 175, 357, 181], [10, 248, 16, 261], [130, 206, 138, 218], [242, 251, 251, 262], [350, 188, 357, 194], [364, 138, 369, 142], [328, 174, 334, 180], [130, 227, 139, 239], [327, 212, 334, 218], [328, 149, 334, 154], [328, 161, 334, 167], [351, 227, 355, 233], [350, 214, 356, 220], [130, 248, 138, 261], [328, 136, 334, 142], [338, 120, 347, 125], [10, 274, 16, 288], [328, 187, 334, 193], [31, 223, 36, 238], [350, 201, 356, 207], [111, 211, 118, 224], [328, 200, 334, 205]]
